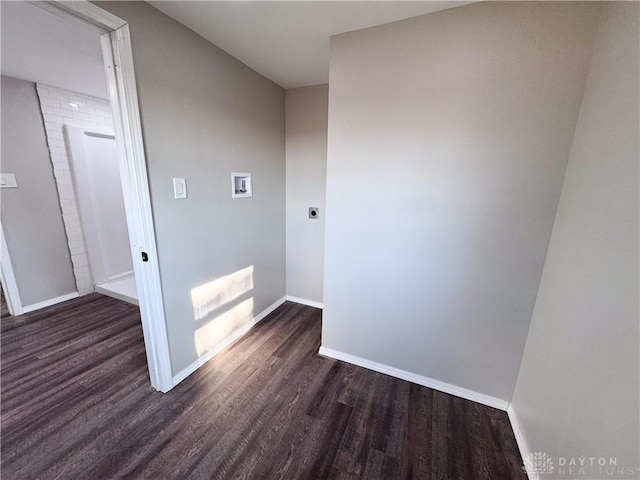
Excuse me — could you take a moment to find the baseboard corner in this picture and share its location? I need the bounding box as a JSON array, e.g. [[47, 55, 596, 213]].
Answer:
[[286, 295, 323, 309]]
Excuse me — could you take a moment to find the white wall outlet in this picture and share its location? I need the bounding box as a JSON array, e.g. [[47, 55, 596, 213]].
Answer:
[[0, 173, 18, 188], [173, 178, 187, 199]]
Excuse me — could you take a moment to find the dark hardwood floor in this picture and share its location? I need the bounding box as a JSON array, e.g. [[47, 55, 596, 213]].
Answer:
[[0, 285, 10, 318], [1, 293, 526, 479]]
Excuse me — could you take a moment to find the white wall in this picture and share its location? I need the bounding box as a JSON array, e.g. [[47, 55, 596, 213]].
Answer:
[[0, 76, 77, 306], [285, 85, 328, 305], [98, 1, 286, 377], [322, 2, 601, 402], [510, 3, 639, 475]]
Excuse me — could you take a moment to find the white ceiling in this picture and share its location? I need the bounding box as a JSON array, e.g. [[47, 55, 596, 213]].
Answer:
[[149, 1, 470, 89], [0, 2, 469, 96], [1, 1, 108, 98]]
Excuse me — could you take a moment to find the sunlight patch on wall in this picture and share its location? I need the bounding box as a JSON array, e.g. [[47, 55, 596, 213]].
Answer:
[[190, 265, 254, 321], [194, 297, 254, 356]]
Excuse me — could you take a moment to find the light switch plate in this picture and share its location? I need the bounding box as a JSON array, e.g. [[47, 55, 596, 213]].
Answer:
[[0, 173, 18, 188], [173, 178, 187, 199]]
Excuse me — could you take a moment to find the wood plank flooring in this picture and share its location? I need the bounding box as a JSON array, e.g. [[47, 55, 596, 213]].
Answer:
[[1, 293, 526, 479], [0, 285, 9, 318]]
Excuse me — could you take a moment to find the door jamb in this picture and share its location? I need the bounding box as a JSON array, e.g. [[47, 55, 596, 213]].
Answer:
[[0, 223, 24, 316]]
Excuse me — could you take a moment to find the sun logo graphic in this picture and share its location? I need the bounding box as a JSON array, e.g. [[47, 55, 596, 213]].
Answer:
[[522, 451, 555, 475]]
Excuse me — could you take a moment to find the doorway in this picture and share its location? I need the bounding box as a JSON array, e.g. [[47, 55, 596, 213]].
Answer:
[[0, 1, 172, 392]]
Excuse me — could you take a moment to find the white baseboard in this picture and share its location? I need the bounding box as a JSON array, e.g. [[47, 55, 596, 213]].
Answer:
[[22, 292, 80, 313], [318, 346, 509, 411], [286, 295, 323, 309], [171, 296, 287, 387], [507, 404, 534, 480]]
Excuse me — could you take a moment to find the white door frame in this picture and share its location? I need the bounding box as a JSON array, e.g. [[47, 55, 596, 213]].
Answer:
[[0, 223, 24, 316], [33, 1, 173, 392]]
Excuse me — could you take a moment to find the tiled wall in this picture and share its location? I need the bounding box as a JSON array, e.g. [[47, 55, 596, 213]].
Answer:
[[36, 84, 114, 295]]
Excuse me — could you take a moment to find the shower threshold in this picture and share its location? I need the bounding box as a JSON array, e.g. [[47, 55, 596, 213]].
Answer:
[[95, 273, 138, 306]]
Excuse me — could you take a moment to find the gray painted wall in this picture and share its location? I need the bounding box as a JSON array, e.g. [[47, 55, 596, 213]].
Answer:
[[511, 3, 639, 473], [322, 2, 601, 402], [97, 2, 286, 375], [1, 75, 77, 305], [285, 85, 328, 303]]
